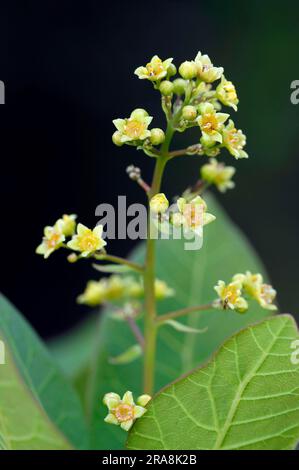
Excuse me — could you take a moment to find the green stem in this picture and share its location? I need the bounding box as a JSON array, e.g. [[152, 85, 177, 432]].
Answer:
[[143, 122, 174, 395], [94, 253, 144, 273], [156, 302, 214, 324]]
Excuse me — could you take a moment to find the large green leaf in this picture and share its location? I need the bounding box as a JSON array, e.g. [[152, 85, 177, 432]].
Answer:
[[127, 315, 299, 450], [0, 294, 88, 449], [70, 194, 273, 449]]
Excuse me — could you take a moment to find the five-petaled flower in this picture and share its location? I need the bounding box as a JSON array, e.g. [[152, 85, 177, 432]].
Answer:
[[197, 103, 229, 144], [57, 214, 77, 237], [214, 280, 248, 313], [134, 55, 173, 82], [36, 221, 65, 259], [103, 391, 151, 431], [233, 271, 277, 310], [194, 51, 224, 83], [216, 76, 239, 111], [113, 109, 152, 144], [67, 223, 106, 257], [172, 195, 216, 236], [222, 120, 248, 159], [201, 158, 236, 193]]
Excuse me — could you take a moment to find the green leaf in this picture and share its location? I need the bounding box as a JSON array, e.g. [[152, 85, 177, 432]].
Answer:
[[127, 315, 299, 450], [163, 320, 208, 334], [0, 294, 88, 450], [51, 194, 271, 449]]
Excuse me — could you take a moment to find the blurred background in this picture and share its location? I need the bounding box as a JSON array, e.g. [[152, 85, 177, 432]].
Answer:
[[1, 0, 298, 338]]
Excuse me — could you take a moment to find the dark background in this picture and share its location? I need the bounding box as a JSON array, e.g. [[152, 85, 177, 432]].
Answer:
[[1, 0, 298, 338]]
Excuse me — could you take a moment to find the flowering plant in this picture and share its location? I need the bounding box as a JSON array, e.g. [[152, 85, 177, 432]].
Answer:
[[0, 51, 298, 451]]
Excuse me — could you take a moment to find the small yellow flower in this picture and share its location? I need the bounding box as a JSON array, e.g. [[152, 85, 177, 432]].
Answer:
[[201, 158, 236, 193], [36, 221, 65, 259], [77, 279, 107, 306], [214, 280, 248, 313], [67, 223, 106, 257], [56, 214, 77, 237], [134, 55, 173, 81], [222, 120, 248, 159], [233, 272, 277, 310], [150, 193, 169, 214], [216, 75, 239, 111], [194, 51, 224, 83], [173, 195, 216, 235], [197, 103, 229, 144], [103, 391, 150, 431], [113, 109, 152, 143], [154, 279, 175, 300]]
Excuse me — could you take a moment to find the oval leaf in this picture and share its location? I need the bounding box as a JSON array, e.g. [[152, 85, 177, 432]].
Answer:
[[0, 294, 88, 450], [127, 315, 299, 450]]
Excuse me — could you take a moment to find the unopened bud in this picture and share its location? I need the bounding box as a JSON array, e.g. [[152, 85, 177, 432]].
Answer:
[[159, 80, 174, 96], [182, 105, 197, 121], [150, 128, 165, 146], [179, 61, 197, 80]]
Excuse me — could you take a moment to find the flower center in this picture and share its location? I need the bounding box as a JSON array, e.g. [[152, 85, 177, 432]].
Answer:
[[115, 404, 134, 423], [223, 285, 239, 304], [202, 113, 218, 133], [184, 204, 203, 228], [260, 284, 275, 304], [146, 60, 164, 77], [47, 233, 61, 248], [125, 120, 145, 139], [79, 233, 98, 252]]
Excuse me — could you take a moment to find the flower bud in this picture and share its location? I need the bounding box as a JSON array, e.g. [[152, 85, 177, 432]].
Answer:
[[182, 105, 197, 121], [179, 61, 197, 79], [112, 131, 124, 146], [67, 253, 78, 263], [167, 63, 177, 78], [150, 193, 169, 214], [172, 78, 186, 96], [150, 128, 165, 146], [159, 80, 174, 96], [130, 108, 149, 119]]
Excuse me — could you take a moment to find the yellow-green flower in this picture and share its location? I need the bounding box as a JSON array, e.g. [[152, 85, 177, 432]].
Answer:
[[103, 391, 151, 431], [233, 272, 277, 310], [36, 221, 65, 259], [56, 214, 77, 237], [172, 195, 216, 235], [197, 103, 229, 144], [194, 51, 224, 83], [77, 279, 107, 306], [113, 109, 152, 143], [214, 280, 248, 313], [201, 158, 236, 193], [67, 223, 106, 257], [150, 193, 169, 214], [154, 279, 175, 300], [216, 75, 239, 111], [134, 55, 173, 81], [222, 120, 248, 159]]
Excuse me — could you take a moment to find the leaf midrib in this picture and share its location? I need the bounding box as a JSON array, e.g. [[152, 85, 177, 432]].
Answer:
[[213, 318, 287, 449]]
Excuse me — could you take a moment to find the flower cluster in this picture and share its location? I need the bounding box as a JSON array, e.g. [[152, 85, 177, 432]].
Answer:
[[113, 51, 248, 161], [214, 271, 277, 313], [103, 391, 151, 431], [36, 216, 106, 260], [78, 275, 174, 307]]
